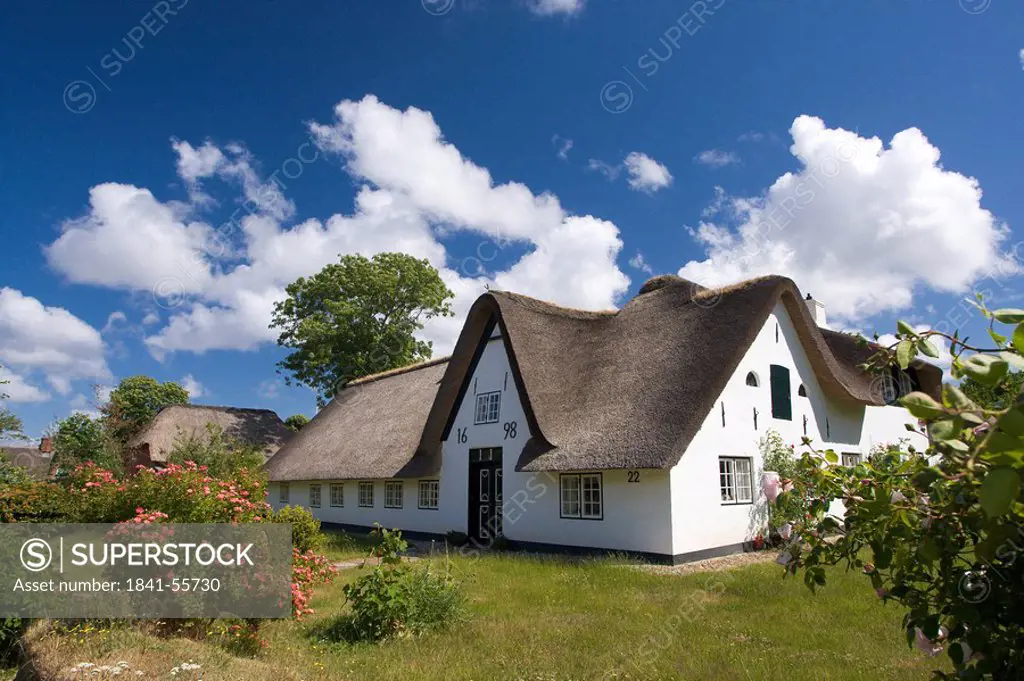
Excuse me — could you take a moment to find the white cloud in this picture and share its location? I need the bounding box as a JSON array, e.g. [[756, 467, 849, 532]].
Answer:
[[624, 152, 673, 194], [180, 374, 206, 399], [107, 95, 628, 357], [527, 0, 584, 16], [101, 311, 127, 333], [679, 115, 1014, 323], [552, 134, 573, 161], [0, 369, 49, 403], [141, 312, 160, 326], [695, 149, 741, 168], [256, 379, 281, 400], [629, 250, 654, 274], [737, 132, 765, 143], [0, 288, 110, 396], [587, 158, 621, 181]]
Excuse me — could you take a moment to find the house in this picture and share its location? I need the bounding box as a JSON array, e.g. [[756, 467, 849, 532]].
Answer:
[[126, 405, 293, 468], [0, 437, 55, 480], [264, 275, 941, 563]]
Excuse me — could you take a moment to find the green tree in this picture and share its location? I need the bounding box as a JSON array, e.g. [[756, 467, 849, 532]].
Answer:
[[102, 376, 190, 443], [777, 305, 1024, 680], [960, 371, 1024, 410], [284, 414, 309, 432], [270, 253, 454, 406], [51, 412, 120, 474], [0, 367, 25, 443]]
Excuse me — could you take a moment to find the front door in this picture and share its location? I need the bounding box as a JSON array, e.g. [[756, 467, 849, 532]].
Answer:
[[468, 447, 503, 543]]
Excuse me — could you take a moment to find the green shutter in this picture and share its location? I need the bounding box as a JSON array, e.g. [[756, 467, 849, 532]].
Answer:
[[770, 365, 792, 420]]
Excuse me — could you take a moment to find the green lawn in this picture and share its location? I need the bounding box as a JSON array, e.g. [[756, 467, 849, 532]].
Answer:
[[20, 549, 947, 681]]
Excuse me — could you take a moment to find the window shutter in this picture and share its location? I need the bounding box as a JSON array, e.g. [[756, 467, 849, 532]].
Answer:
[[770, 365, 792, 420]]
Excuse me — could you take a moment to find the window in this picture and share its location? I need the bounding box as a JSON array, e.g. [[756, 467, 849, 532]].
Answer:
[[798, 384, 807, 397], [309, 484, 321, 508], [745, 372, 759, 387], [770, 365, 792, 420], [560, 473, 602, 519], [384, 481, 404, 509], [842, 452, 862, 467], [418, 480, 439, 510], [330, 483, 344, 507], [474, 391, 501, 424], [358, 482, 374, 507], [883, 368, 916, 405], [719, 457, 753, 504], [279, 483, 289, 504]]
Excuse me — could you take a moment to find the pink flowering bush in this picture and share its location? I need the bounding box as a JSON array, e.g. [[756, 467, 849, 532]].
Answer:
[[291, 549, 338, 619]]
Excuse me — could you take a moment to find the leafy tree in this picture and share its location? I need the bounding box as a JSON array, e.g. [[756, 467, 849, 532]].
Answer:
[[165, 423, 265, 478], [0, 367, 25, 443], [0, 452, 31, 486], [961, 371, 1024, 410], [775, 305, 1024, 680], [102, 375, 190, 443], [51, 412, 121, 474], [270, 253, 454, 406], [284, 414, 309, 432]]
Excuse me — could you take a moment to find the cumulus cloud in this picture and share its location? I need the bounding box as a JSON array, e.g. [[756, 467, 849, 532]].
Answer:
[[695, 149, 741, 168], [624, 152, 673, 193], [527, 0, 584, 16], [180, 374, 206, 399], [679, 115, 1013, 322], [0, 368, 49, 403], [48, 96, 630, 358], [0, 288, 110, 397]]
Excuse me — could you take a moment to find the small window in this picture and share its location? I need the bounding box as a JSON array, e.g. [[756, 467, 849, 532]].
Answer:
[[330, 483, 344, 507], [560, 473, 602, 519], [842, 452, 862, 467], [309, 484, 321, 508], [798, 384, 807, 397], [770, 365, 792, 420], [418, 480, 439, 510], [719, 457, 753, 505], [883, 368, 916, 405], [279, 483, 289, 504], [358, 482, 374, 507], [745, 372, 759, 387], [474, 391, 501, 424], [384, 481, 404, 509]]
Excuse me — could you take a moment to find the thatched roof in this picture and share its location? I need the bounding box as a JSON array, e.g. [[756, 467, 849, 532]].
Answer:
[[0, 446, 52, 480], [128, 405, 292, 463], [266, 274, 942, 481]]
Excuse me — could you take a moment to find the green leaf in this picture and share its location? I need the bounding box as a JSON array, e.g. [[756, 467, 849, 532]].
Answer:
[[990, 328, 1008, 346], [900, 392, 946, 420], [998, 408, 1024, 437], [897, 320, 916, 336], [943, 384, 978, 411], [928, 417, 962, 442], [824, 451, 838, 464], [979, 467, 1021, 518], [918, 338, 940, 358], [1014, 323, 1024, 354], [961, 355, 1009, 386], [896, 340, 915, 370], [918, 537, 940, 562], [992, 308, 1024, 324]]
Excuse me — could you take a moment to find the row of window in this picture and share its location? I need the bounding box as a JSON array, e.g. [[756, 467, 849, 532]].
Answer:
[[278, 480, 440, 510], [718, 452, 863, 505]]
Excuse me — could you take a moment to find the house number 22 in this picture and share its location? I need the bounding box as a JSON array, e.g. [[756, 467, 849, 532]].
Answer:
[[627, 471, 640, 483]]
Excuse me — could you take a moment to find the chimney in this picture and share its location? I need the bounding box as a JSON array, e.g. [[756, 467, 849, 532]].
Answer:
[[804, 293, 827, 327], [38, 437, 52, 454]]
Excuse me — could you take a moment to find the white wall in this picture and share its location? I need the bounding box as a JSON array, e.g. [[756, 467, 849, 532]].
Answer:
[[669, 302, 928, 556]]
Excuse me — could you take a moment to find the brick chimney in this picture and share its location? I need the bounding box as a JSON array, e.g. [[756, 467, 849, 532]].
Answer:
[[804, 292, 827, 328], [38, 437, 53, 454]]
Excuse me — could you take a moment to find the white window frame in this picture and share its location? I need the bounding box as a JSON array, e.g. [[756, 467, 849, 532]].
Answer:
[[474, 391, 501, 424], [418, 480, 439, 510], [358, 481, 374, 508], [719, 457, 753, 505], [309, 483, 321, 508], [842, 452, 862, 467], [560, 473, 602, 520], [330, 483, 344, 507], [279, 482, 289, 504], [384, 480, 404, 509]]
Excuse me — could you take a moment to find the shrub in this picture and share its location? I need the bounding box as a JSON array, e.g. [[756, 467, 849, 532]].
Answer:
[[336, 527, 464, 642], [445, 530, 469, 547], [165, 423, 265, 478], [274, 505, 324, 552], [51, 412, 122, 476], [0, 617, 27, 665], [0, 482, 70, 522]]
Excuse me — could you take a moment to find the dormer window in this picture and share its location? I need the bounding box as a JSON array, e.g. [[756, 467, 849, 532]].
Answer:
[[475, 392, 501, 424], [745, 372, 760, 387]]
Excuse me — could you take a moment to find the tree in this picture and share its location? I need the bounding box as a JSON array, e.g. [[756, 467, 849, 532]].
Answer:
[[961, 371, 1024, 410], [775, 305, 1024, 680], [102, 376, 190, 444], [270, 253, 454, 406], [51, 412, 120, 474], [0, 367, 25, 443], [284, 414, 309, 432]]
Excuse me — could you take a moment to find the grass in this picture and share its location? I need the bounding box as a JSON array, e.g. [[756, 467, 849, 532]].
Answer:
[[319, 528, 380, 563], [18, 550, 948, 681]]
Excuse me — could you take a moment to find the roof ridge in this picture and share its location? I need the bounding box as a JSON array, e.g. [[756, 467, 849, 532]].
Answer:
[[489, 290, 619, 319], [160, 404, 279, 414], [347, 355, 451, 387]]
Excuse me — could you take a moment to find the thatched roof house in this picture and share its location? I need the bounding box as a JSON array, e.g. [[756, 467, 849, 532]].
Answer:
[[264, 274, 942, 483], [127, 404, 292, 467], [0, 438, 54, 480]]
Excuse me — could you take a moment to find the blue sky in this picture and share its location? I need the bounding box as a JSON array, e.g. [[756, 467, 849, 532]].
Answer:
[[2, 0, 1022, 439]]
